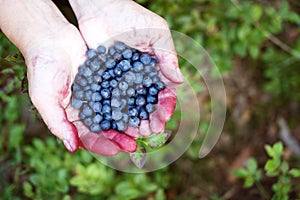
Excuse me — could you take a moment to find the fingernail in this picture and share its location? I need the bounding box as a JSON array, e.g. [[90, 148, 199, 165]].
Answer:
[[63, 139, 76, 153]]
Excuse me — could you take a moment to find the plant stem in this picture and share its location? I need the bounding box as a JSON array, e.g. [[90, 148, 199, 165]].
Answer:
[[255, 181, 270, 200]]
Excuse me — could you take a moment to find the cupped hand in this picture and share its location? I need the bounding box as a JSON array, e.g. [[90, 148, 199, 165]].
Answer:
[[25, 23, 133, 155], [69, 0, 184, 138]]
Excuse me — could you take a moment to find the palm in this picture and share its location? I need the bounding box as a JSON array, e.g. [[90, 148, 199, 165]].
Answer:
[[75, 1, 183, 136]]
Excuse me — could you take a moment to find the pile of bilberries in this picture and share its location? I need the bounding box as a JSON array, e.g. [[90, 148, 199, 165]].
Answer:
[[71, 41, 165, 133]]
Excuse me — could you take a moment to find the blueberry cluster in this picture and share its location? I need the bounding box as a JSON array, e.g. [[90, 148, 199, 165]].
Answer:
[[71, 41, 165, 133]]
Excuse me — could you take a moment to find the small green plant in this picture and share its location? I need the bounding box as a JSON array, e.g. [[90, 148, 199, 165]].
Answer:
[[233, 142, 300, 200]]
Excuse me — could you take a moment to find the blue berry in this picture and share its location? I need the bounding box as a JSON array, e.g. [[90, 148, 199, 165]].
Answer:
[[86, 77, 93, 84], [140, 53, 151, 64], [129, 108, 138, 117], [86, 49, 97, 59], [90, 124, 101, 133], [155, 81, 165, 90], [93, 114, 103, 123], [108, 69, 115, 78], [110, 79, 118, 88], [92, 102, 102, 112], [104, 113, 112, 121], [105, 58, 116, 69], [85, 90, 93, 101], [120, 99, 127, 110], [100, 120, 111, 131], [114, 67, 122, 77], [98, 54, 107, 62], [115, 42, 126, 51], [149, 58, 157, 67], [143, 76, 153, 87], [128, 97, 135, 106], [102, 99, 110, 105], [102, 104, 111, 114], [91, 83, 101, 91], [149, 86, 158, 96], [82, 105, 93, 117], [129, 117, 140, 127], [76, 77, 88, 87], [124, 72, 135, 86], [101, 81, 110, 88], [146, 103, 155, 113], [136, 86, 147, 95], [111, 121, 117, 130], [75, 90, 84, 100], [71, 98, 82, 109], [100, 89, 111, 99], [111, 98, 121, 107], [116, 120, 126, 131], [84, 118, 93, 126], [114, 53, 122, 61], [147, 95, 158, 104], [133, 61, 143, 72], [122, 114, 129, 123], [97, 45, 106, 54], [127, 87, 135, 97], [109, 47, 116, 55], [134, 73, 143, 84], [139, 108, 149, 120], [83, 68, 92, 77], [136, 96, 146, 106], [132, 53, 139, 61], [122, 49, 132, 59], [78, 66, 87, 75], [118, 60, 131, 71], [112, 109, 122, 121], [111, 88, 121, 98], [92, 92, 102, 101], [102, 71, 111, 80], [90, 59, 100, 71], [118, 81, 128, 91]]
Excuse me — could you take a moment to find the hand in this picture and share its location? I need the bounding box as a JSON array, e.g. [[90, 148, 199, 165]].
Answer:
[[69, 0, 184, 137], [0, 0, 136, 155]]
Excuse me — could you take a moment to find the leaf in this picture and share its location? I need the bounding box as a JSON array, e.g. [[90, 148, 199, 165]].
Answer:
[[251, 4, 263, 21], [130, 146, 146, 168], [247, 158, 258, 174], [232, 168, 248, 178], [4, 53, 24, 64], [146, 131, 171, 148], [289, 168, 300, 178]]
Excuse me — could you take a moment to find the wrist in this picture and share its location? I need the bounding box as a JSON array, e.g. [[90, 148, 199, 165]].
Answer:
[[69, 0, 131, 22], [0, 0, 69, 56]]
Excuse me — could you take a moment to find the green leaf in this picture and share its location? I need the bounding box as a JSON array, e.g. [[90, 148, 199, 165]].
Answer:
[[251, 4, 263, 21], [4, 53, 24, 64], [146, 132, 170, 148], [130, 145, 146, 168], [289, 168, 300, 178], [232, 168, 248, 178], [244, 176, 255, 188], [247, 158, 258, 174], [8, 124, 25, 148], [23, 182, 34, 198], [265, 144, 275, 158]]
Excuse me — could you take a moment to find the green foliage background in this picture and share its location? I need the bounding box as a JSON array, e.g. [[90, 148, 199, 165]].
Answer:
[[0, 0, 300, 199]]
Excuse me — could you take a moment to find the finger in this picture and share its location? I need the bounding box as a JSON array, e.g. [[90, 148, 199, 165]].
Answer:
[[31, 96, 79, 152], [103, 130, 137, 152], [80, 133, 120, 156], [139, 120, 152, 136], [149, 86, 177, 134], [124, 126, 139, 138], [154, 49, 184, 84]]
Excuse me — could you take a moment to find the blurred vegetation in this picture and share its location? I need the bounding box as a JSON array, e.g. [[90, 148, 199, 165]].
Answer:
[[1, 0, 300, 199]]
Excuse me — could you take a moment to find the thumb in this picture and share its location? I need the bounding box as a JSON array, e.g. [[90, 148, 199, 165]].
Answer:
[[27, 55, 80, 152]]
